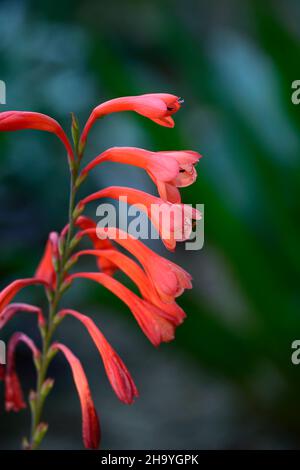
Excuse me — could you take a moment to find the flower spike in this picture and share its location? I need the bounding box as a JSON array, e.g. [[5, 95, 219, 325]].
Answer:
[[58, 309, 138, 404], [51, 343, 100, 449]]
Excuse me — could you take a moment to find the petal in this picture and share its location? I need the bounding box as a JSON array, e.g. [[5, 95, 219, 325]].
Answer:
[[58, 309, 138, 404], [0, 303, 45, 329], [156, 180, 181, 203], [5, 332, 40, 412], [0, 278, 49, 313], [52, 343, 100, 449], [35, 232, 59, 287]]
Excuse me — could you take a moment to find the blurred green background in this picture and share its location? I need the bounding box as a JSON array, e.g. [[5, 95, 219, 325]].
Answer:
[[1, 0, 300, 449]]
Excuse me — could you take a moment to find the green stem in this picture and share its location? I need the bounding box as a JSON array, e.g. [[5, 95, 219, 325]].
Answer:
[[29, 164, 81, 450]]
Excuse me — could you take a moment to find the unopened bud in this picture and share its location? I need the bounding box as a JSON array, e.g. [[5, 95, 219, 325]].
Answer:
[[33, 422, 48, 447], [41, 378, 54, 400]]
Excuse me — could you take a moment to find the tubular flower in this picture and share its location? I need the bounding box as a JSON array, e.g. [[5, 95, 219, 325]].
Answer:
[[72, 249, 186, 326], [81, 147, 201, 203], [5, 332, 40, 412], [58, 309, 138, 404], [35, 232, 59, 288], [51, 343, 100, 449], [0, 111, 74, 161], [0, 303, 45, 329], [81, 93, 183, 144], [0, 278, 49, 314], [78, 186, 201, 250], [80, 227, 192, 303], [69, 273, 176, 346]]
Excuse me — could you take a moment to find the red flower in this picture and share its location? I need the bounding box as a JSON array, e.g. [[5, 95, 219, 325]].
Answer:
[[5, 332, 40, 412], [81, 147, 201, 203], [0, 303, 45, 329], [58, 309, 138, 404], [35, 232, 59, 288], [78, 186, 201, 250], [0, 278, 49, 314], [81, 93, 183, 143], [69, 272, 176, 346], [51, 343, 100, 449], [73, 249, 186, 326], [0, 111, 74, 161], [79, 227, 192, 303]]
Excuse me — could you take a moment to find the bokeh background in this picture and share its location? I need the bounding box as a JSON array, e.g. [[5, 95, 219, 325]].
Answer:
[[1, 0, 300, 449]]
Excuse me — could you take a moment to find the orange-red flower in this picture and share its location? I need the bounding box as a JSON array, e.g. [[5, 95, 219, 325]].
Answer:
[[79, 226, 193, 303], [0, 303, 45, 329], [0, 111, 74, 161], [5, 332, 40, 412], [78, 186, 201, 250], [72, 249, 186, 326], [35, 232, 59, 288], [51, 343, 100, 449], [58, 309, 138, 404], [81, 93, 183, 144], [0, 278, 49, 314], [81, 147, 201, 203], [69, 272, 176, 346]]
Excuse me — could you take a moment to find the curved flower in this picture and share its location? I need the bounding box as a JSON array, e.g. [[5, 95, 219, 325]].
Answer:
[[81, 147, 201, 203], [35, 232, 59, 288], [78, 186, 201, 250], [79, 226, 192, 303], [73, 249, 186, 325], [0, 303, 45, 329], [58, 309, 138, 404], [5, 332, 40, 412], [81, 93, 183, 144], [69, 272, 176, 346], [0, 111, 74, 161], [0, 278, 49, 314], [51, 343, 100, 449]]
